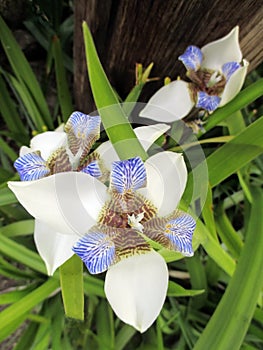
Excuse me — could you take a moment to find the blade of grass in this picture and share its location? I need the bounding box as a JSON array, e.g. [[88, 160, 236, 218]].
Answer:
[[194, 187, 263, 350]]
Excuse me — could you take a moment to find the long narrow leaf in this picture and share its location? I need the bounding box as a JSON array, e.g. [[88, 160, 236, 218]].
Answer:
[[59, 255, 84, 320], [194, 187, 263, 350], [0, 278, 59, 342], [82, 22, 147, 161], [202, 79, 263, 133], [52, 35, 73, 122], [0, 16, 53, 129]]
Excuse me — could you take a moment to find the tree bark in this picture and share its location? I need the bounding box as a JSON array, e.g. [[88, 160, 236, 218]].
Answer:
[[74, 0, 263, 112]]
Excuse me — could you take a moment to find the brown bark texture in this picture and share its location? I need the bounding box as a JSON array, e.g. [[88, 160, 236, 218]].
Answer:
[[73, 0, 263, 112]]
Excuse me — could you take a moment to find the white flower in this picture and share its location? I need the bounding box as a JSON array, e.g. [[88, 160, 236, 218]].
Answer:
[[8, 119, 195, 332], [140, 26, 249, 122], [14, 111, 102, 181]]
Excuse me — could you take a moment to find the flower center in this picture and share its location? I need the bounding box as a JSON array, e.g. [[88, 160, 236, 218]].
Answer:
[[127, 212, 144, 232], [188, 69, 226, 97]]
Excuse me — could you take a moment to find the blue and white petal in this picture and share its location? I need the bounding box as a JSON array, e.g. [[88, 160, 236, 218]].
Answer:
[[72, 231, 115, 274], [196, 91, 221, 112], [222, 62, 241, 82], [30, 131, 67, 161], [66, 111, 101, 140], [110, 157, 146, 194], [65, 111, 101, 155], [165, 212, 196, 256], [139, 151, 187, 216], [81, 161, 102, 178], [178, 46, 203, 71], [14, 152, 50, 181], [220, 60, 249, 106]]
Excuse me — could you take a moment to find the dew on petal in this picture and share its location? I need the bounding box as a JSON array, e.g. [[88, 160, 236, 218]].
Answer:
[[222, 61, 241, 82], [196, 91, 221, 112], [72, 230, 115, 274], [110, 157, 146, 194], [178, 46, 203, 71], [14, 152, 50, 181]]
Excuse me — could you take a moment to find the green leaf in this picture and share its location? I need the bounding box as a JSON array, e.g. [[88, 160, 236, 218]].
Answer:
[[0, 73, 28, 139], [0, 187, 17, 206], [96, 299, 115, 350], [0, 219, 34, 237], [52, 35, 73, 122], [0, 15, 53, 130], [215, 205, 243, 260], [0, 233, 47, 274], [184, 117, 263, 204], [194, 187, 263, 350], [0, 137, 18, 162], [0, 278, 59, 342], [82, 22, 147, 161], [167, 281, 204, 297], [202, 79, 263, 133], [59, 255, 84, 320]]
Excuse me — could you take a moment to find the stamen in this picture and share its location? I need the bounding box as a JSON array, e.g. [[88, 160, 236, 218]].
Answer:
[[127, 213, 144, 232], [206, 71, 222, 88]]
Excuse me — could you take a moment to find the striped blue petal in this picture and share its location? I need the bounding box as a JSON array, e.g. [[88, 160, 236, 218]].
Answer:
[[14, 152, 50, 181], [110, 156, 146, 194], [178, 46, 203, 71], [222, 61, 241, 82], [65, 111, 101, 156], [66, 111, 101, 139], [72, 231, 115, 274], [81, 161, 102, 178], [165, 212, 196, 256], [196, 91, 221, 112]]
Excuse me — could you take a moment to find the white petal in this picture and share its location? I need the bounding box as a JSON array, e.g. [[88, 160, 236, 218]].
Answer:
[[201, 26, 242, 71], [105, 251, 168, 333], [96, 124, 170, 169], [220, 60, 249, 106], [139, 80, 194, 122], [134, 124, 170, 151], [8, 172, 108, 235], [139, 151, 187, 216], [30, 131, 68, 160], [19, 146, 32, 157], [95, 141, 119, 170], [34, 220, 79, 275]]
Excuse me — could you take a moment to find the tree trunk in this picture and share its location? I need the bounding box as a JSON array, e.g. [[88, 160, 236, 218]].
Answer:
[[74, 0, 263, 112]]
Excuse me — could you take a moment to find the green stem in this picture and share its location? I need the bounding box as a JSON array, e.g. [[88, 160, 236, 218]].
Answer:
[[59, 255, 84, 320]]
